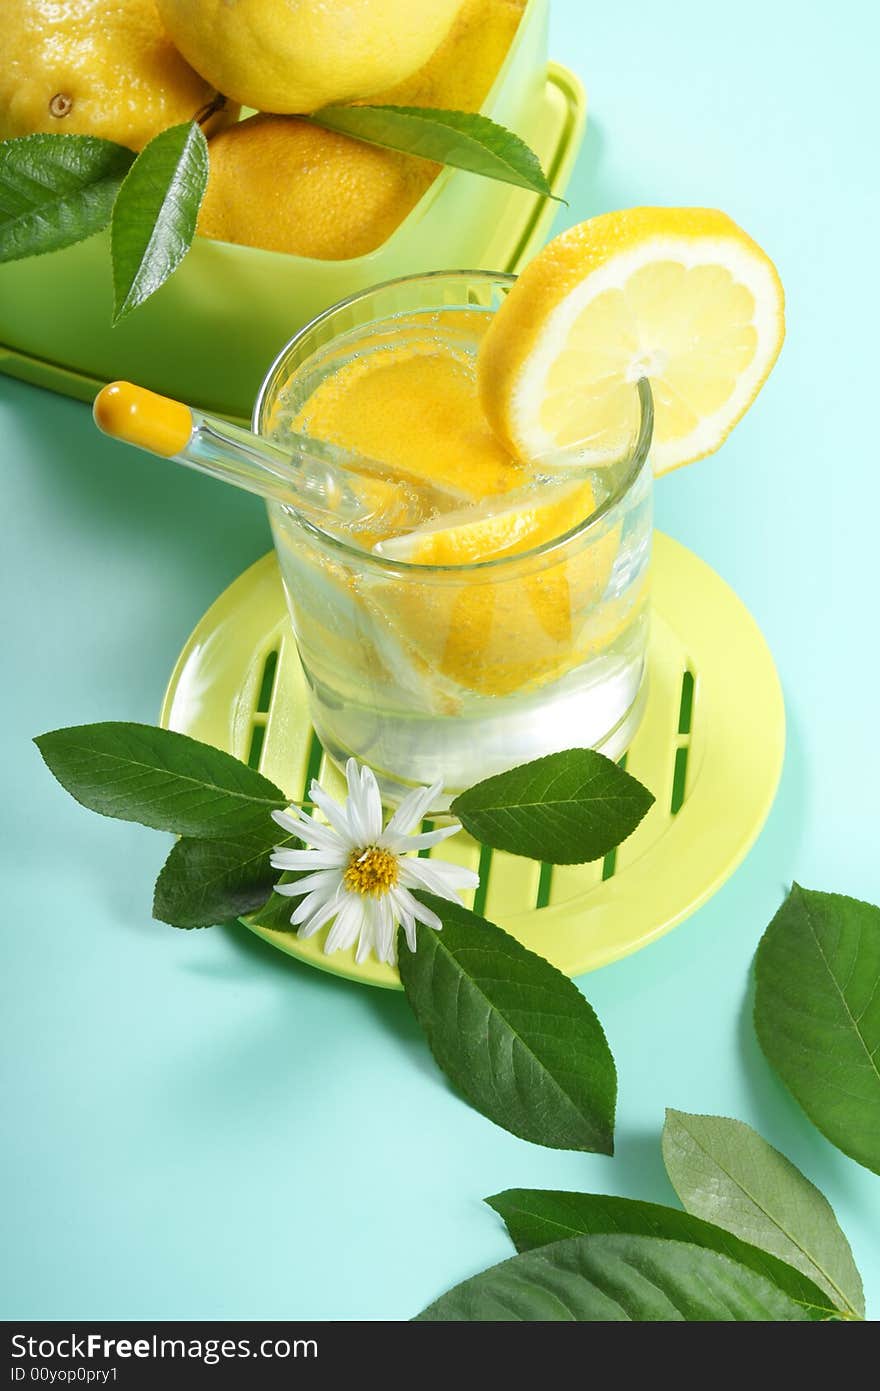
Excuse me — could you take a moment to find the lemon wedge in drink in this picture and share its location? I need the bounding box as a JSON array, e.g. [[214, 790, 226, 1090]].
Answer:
[[376, 479, 595, 564], [478, 206, 785, 474], [373, 476, 626, 697]]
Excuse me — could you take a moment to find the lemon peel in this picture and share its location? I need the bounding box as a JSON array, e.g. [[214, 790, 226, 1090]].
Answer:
[[156, 0, 465, 114], [0, 0, 232, 151]]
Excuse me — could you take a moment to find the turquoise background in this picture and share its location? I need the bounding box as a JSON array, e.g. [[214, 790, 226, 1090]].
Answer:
[[2, 0, 878, 1320]]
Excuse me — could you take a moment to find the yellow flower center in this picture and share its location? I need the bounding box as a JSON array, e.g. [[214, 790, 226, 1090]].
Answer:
[[343, 846, 400, 897]]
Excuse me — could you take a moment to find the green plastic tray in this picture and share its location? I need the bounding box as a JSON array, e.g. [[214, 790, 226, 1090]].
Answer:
[[160, 533, 786, 989], [0, 0, 584, 419]]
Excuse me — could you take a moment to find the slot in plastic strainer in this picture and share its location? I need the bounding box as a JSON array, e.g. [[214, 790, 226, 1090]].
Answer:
[[160, 532, 784, 988]]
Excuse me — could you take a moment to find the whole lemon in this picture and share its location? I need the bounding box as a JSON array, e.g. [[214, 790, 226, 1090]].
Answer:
[[0, 0, 236, 151], [198, 114, 436, 259], [155, 0, 465, 113], [374, 0, 525, 113]]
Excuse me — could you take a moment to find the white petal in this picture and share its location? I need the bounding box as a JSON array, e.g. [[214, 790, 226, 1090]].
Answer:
[[346, 761, 383, 842], [400, 887, 443, 932], [354, 897, 379, 965], [383, 779, 442, 837], [271, 807, 306, 836], [273, 868, 342, 897], [274, 878, 314, 896], [391, 823, 461, 852], [289, 888, 328, 925], [272, 805, 346, 854], [308, 782, 356, 843], [296, 895, 344, 940], [343, 759, 368, 844], [291, 817, 347, 854], [277, 868, 341, 898], [370, 895, 398, 964], [400, 857, 480, 900], [271, 805, 312, 836], [363, 765, 385, 840], [290, 883, 341, 925], [271, 848, 347, 871], [323, 894, 364, 955], [390, 887, 418, 953]]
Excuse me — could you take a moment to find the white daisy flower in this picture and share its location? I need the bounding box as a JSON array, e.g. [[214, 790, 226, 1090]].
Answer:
[[269, 758, 479, 965]]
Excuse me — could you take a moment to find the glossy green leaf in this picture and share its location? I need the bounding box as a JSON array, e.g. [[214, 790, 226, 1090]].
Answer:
[[398, 897, 616, 1152], [152, 830, 295, 928], [662, 1110, 864, 1317], [110, 121, 208, 323], [310, 105, 553, 196], [754, 883, 880, 1176], [0, 133, 134, 262], [485, 1189, 836, 1314], [415, 1233, 817, 1321], [450, 748, 654, 863], [35, 722, 288, 840]]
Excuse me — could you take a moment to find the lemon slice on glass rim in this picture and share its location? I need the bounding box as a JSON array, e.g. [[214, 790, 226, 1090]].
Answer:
[[478, 206, 785, 475]]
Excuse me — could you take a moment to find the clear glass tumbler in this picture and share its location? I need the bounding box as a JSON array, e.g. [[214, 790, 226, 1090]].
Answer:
[[254, 271, 653, 807]]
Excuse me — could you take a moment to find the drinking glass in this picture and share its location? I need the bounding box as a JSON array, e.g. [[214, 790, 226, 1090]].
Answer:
[[254, 271, 653, 807]]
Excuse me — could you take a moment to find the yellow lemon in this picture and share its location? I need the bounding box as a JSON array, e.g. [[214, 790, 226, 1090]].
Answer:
[[291, 313, 521, 490], [287, 310, 615, 696], [156, 0, 465, 113], [372, 0, 525, 112], [0, 0, 234, 151], [198, 114, 436, 259], [350, 0, 525, 234], [478, 207, 785, 474], [374, 479, 620, 696]]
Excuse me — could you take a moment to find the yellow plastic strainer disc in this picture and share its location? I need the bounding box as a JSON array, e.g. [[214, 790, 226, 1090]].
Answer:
[[160, 532, 784, 988]]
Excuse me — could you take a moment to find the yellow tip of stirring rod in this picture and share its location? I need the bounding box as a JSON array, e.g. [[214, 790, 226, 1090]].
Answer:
[[93, 382, 193, 457]]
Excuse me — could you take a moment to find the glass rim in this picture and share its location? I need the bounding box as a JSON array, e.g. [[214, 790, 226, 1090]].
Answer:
[[253, 268, 654, 577]]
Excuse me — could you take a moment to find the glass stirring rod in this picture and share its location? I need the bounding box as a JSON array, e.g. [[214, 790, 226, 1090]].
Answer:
[[93, 382, 465, 537]]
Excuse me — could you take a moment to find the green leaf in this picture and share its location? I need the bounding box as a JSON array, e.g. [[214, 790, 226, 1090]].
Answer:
[[309, 105, 553, 197], [34, 722, 288, 840], [397, 897, 616, 1152], [662, 1110, 864, 1317], [414, 1233, 817, 1321], [450, 748, 654, 864], [152, 830, 295, 929], [110, 121, 208, 323], [754, 883, 880, 1177], [0, 134, 134, 262], [485, 1190, 836, 1314]]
